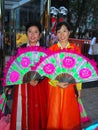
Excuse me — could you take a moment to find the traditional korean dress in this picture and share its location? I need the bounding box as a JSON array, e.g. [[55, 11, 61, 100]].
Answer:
[[10, 43, 49, 130], [47, 42, 82, 130]]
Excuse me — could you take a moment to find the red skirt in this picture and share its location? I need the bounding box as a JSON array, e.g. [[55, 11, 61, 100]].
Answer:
[[10, 78, 49, 130]]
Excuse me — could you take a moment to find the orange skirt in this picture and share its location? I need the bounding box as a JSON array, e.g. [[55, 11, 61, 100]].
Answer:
[[47, 84, 81, 130]]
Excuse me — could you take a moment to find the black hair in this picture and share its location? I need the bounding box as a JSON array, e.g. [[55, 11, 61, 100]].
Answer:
[[56, 21, 71, 32], [25, 21, 42, 33]]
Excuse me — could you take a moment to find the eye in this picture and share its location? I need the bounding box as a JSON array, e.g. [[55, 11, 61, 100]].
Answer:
[[57, 31, 60, 34], [35, 31, 39, 33], [63, 29, 68, 32], [28, 30, 31, 33]]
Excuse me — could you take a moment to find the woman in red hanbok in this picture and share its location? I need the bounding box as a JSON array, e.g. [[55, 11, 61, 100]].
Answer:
[[10, 21, 48, 130]]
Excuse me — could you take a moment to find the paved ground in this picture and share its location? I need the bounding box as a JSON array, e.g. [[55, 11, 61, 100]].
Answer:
[[81, 81, 98, 129]]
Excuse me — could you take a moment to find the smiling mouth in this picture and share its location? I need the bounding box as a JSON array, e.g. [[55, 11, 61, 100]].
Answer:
[[30, 37, 36, 41], [60, 37, 66, 40]]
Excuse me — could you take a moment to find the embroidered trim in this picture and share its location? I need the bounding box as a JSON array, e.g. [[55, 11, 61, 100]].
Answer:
[[57, 42, 70, 49]]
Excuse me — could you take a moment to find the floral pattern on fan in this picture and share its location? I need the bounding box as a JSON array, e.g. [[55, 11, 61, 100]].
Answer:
[[2, 46, 48, 86], [10, 71, 20, 83], [63, 56, 75, 69], [79, 68, 92, 79], [43, 63, 55, 74], [21, 57, 31, 67], [35, 50, 98, 83]]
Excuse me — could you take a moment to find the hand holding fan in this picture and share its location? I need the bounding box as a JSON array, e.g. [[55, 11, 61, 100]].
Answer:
[[35, 50, 98, 84], [2, 46, 48, 86]]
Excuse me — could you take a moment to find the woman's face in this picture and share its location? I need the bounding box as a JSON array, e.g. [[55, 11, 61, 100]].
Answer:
[[27, 26, 41, 46], [57, 25, 70, 44]]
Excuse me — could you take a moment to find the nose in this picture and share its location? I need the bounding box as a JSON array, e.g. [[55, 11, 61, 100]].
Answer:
[[60, 32, 63, 36], [31, 32, 34, 35]]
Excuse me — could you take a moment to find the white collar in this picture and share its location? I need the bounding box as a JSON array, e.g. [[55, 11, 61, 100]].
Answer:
[[27, 41, 40, 46]]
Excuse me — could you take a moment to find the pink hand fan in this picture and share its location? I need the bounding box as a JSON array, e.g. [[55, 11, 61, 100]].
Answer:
[[35, 50, 98, 83], [2, 46, 48, 86]]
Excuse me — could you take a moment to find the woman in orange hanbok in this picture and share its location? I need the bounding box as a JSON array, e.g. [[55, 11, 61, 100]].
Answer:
[[47, 21, 82, 130]]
